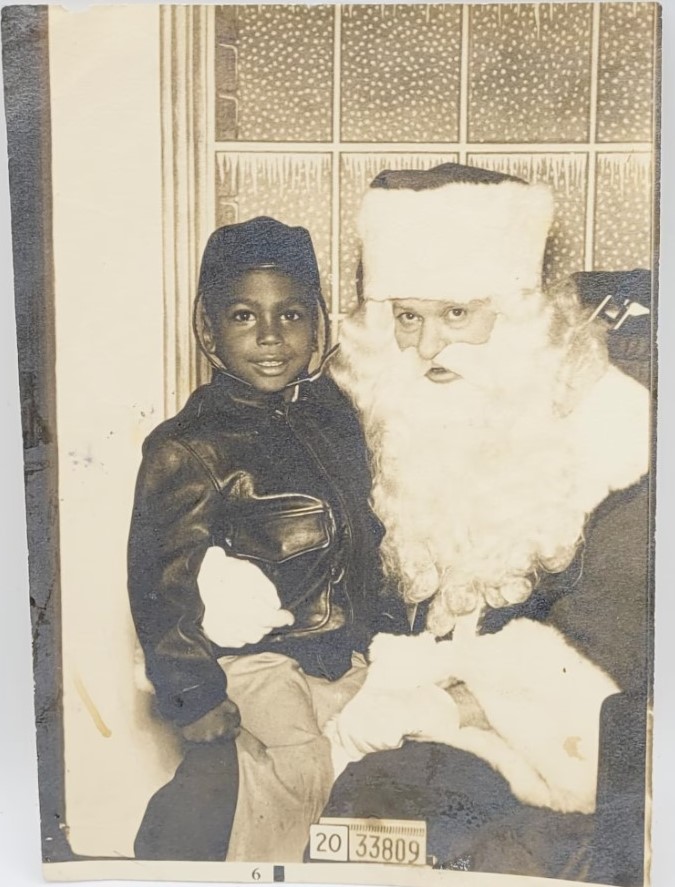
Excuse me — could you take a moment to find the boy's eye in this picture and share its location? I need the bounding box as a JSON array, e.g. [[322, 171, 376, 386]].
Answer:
[[281, 309, 304, 322], [231, 310, 254, 323]]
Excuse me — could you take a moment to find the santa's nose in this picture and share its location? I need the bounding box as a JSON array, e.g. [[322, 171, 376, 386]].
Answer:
[[416, 321, 449, 361]]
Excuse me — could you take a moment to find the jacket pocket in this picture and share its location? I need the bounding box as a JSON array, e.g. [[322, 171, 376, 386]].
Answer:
[[225, 493, 334, 564]]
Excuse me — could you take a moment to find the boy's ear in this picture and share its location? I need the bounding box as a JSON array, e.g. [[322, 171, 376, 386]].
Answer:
[[200, 313, 217, 354], [312, 309, 322, 352]]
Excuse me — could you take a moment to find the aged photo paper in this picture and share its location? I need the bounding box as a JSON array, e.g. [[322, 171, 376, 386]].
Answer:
[[1, 3, 661, 886]]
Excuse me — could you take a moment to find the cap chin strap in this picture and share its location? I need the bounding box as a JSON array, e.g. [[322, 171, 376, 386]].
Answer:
[[292, 343, 340, 385], [200, 343, 340, 393]]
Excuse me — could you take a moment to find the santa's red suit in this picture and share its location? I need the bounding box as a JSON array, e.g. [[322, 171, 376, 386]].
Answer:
[[323, 164, 652, 885]]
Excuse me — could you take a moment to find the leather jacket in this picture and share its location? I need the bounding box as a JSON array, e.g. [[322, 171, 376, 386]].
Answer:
[[128, 370, 402, 726]]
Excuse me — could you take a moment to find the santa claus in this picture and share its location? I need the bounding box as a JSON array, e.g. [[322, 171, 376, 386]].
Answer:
[[322, 163, 652, 883]]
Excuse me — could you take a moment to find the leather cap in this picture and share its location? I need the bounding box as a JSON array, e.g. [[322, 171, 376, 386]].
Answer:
[[198, 216, 322, 309]]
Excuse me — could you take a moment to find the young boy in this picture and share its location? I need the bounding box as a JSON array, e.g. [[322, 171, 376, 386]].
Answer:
[[128, 217, 402, 861]]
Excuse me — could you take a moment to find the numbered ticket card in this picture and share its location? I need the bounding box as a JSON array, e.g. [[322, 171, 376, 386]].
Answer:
[[311, 819, 428, 866], [1, 3, 662, 887]]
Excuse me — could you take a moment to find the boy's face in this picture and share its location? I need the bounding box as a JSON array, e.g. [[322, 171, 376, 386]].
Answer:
[[205, 268, 317, 393]]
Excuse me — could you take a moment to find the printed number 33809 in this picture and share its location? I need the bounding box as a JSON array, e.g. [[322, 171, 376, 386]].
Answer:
[[309, 821, 426, 866], [353, 833, 421, 864]]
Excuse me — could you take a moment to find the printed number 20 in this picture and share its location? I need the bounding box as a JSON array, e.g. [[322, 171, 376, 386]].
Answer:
[[316, 831, 343, 853]]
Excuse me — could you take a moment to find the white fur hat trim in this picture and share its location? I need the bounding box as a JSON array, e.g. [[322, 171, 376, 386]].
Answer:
[[358, 181, 555, 304]]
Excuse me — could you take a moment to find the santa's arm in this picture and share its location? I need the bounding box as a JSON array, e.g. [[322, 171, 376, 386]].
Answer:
[[546, 478, 649, 695]]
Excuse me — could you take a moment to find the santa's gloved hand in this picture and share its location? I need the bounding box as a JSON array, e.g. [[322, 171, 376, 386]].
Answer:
[[364, 631, 456, 690], [323, 684, 461, 778], [199, 547, 294, 648]]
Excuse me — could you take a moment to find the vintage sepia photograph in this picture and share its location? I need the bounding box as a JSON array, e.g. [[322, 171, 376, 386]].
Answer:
[[1, 2, 662, 885]]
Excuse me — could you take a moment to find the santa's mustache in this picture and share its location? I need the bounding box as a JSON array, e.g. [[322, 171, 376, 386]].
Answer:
[[388, 335, 493, 390], [430, 341, 493, 388], [429, 315, 559, 398]]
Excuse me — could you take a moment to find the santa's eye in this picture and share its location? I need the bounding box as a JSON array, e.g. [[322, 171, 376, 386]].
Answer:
[[396, 311, 422, 329], [447, 307, 467, 319], [443, 306, 470, 326]]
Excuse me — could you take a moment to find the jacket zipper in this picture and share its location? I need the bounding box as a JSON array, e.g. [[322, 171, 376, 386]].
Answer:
[[280, 404, 356, 627]]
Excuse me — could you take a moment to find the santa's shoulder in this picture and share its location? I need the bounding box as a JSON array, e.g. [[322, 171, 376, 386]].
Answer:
[[566, 365, 650, 498]]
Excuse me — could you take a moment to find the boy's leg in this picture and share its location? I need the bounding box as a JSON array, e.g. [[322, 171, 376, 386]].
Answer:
[[134, 738, 239, 861], [222, 653, 364, 863]]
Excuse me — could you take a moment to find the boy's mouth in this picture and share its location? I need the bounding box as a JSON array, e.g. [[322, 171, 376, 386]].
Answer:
[[250, 358, 291, 375]]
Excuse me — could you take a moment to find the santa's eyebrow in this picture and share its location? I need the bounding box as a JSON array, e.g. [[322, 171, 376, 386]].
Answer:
[[442, 299, 490, 312], [391, 298, 489, 311]]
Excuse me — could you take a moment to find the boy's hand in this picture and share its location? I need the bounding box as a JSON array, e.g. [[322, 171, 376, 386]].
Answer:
[[181, 698, 241, 744], [199, 547, 295, 648]]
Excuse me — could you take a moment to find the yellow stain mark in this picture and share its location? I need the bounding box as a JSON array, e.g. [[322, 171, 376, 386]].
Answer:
[[74, 674, 112, 738], [563, 735, 583, 760]]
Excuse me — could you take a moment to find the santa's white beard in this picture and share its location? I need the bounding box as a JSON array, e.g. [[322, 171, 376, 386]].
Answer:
[[332, 301, 593, 637]]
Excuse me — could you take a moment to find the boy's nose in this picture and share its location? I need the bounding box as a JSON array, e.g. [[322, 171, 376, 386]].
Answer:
[[416, 321, 449, 361], [257, 319, 282, 345]]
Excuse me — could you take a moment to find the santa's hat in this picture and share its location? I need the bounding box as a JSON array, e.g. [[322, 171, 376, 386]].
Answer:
[[358, 164, 555, 307]]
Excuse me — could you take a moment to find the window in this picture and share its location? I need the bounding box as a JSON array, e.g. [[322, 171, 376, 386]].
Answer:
[[161, 3, 657, 409]]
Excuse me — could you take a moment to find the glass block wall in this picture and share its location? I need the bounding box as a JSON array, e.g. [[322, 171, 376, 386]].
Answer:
[[212, 2, 657, 333]]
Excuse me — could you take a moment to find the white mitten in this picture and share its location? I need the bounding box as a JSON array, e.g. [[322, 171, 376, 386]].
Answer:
[[364, 631, 457, 690], [199, 547, 294, 648], [323, 635, 461, 779]]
